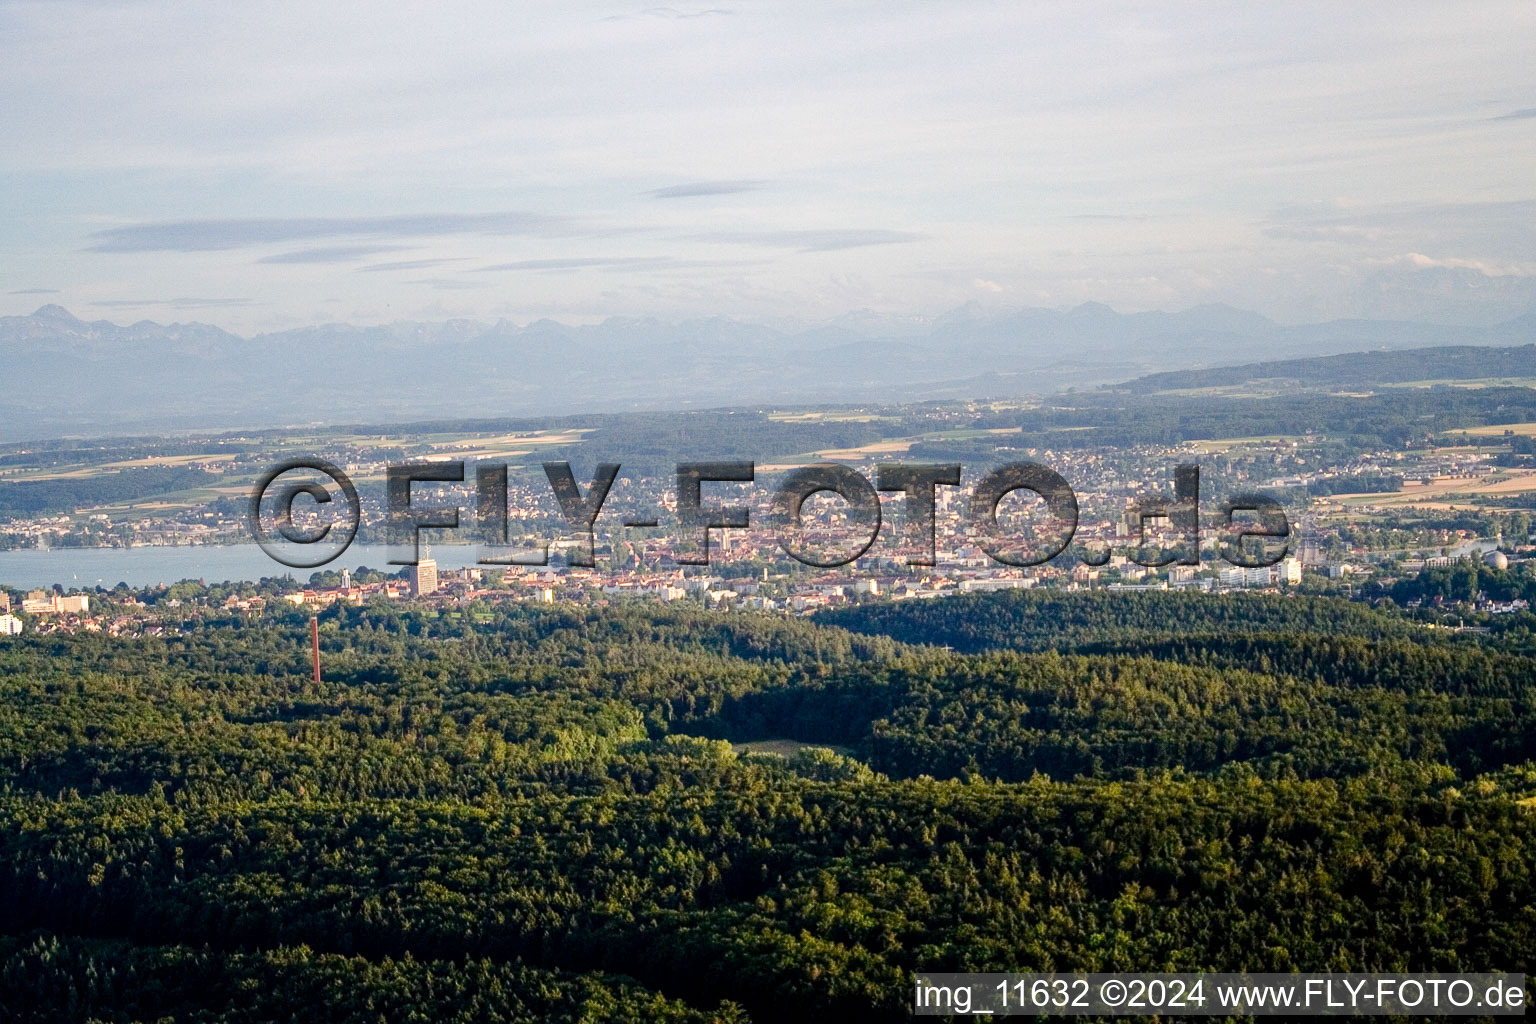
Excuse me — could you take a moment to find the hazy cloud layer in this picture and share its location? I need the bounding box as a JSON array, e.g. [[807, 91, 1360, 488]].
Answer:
[[2, 1, 1533, 331], [358, 257, 472, 273], [88, 212, 586, 252], [693, 229, 925, 252], [1262, 200, 1536, 258], [645, 180, 764, 199], [407, 278, 490, 291], [601, 7, 735, 22], [257, 245, 408, 264], [89, 297, 255, 309], [478, 256, 678, 271]]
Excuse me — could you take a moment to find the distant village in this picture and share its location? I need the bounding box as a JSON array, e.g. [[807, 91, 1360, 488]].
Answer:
[[4, 527, 1529, 640]]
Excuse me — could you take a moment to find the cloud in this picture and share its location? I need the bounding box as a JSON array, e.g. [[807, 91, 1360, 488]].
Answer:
[[89, 297, 255, 309], [8, 288, 59, 295], [358, 257, 472, 272], [173, 297, 256, 309], [691, 229, 924, 252], [257, 245, 409, 264], [406, 278, 490, 291], [9, 5, 1533, 328], [477, 256, 674, 272], [1396, 252, 1536, 277], [1263, 223, 1382, 242], [645, 180, 764, 199], [87, 212, 585, 253], [1260, 199, 1536, 254], [1354, 255, 1536, 323], [601, 7, 734, 22]]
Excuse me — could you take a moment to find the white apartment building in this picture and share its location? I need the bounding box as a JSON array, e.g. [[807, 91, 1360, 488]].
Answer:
[[411, 559, 438, 596]]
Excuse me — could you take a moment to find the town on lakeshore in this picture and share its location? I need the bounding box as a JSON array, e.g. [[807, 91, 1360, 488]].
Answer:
[[5, 380, 1536, 636]]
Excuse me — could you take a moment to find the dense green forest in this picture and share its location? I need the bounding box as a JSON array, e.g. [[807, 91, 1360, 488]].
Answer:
[[955, 386, 1536, 452], [2, 594, 1533, 1021], [1121, 342, 1536, 394]]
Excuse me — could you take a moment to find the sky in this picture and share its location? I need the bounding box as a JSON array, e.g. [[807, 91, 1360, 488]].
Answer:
[[1, 0, 1533, 333]]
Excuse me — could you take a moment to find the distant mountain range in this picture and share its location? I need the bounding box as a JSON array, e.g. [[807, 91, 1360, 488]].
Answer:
[[1, 302, 1532, 440]]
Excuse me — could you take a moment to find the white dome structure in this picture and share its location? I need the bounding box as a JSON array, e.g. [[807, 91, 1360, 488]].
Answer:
[[1483, 550, 1510, 571]]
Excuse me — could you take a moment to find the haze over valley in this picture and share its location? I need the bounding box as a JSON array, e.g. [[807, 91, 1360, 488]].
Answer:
[[5, 301, 1533, 439]]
